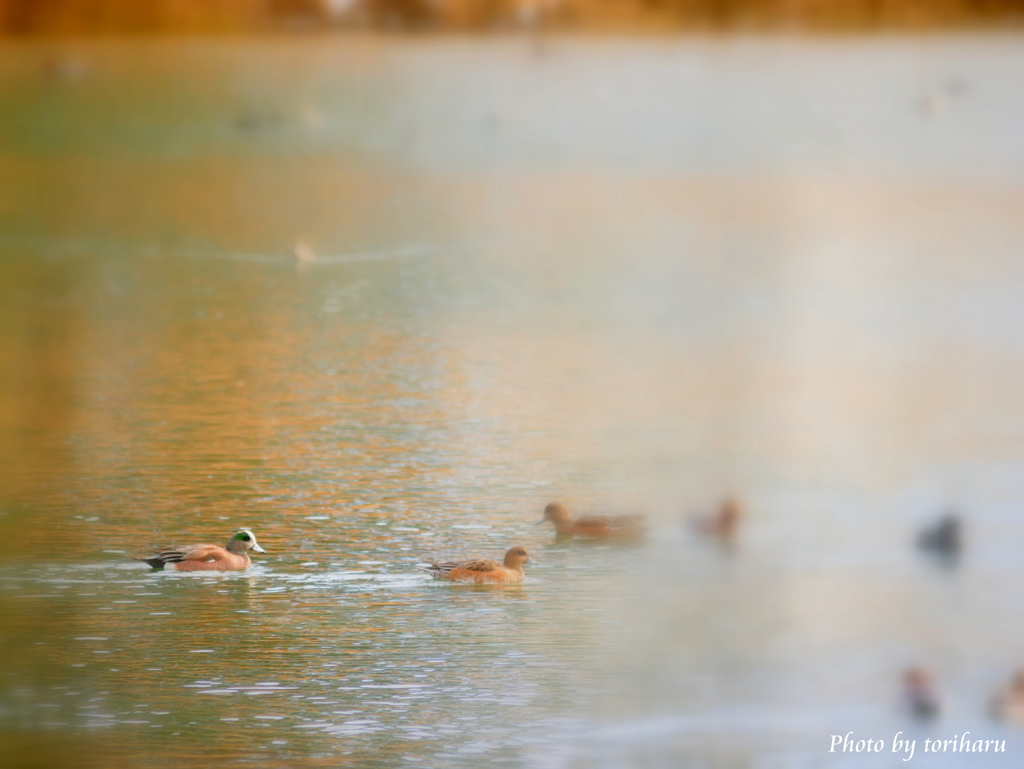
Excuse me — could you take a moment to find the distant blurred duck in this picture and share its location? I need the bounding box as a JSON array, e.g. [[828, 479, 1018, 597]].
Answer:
[[918, 514, 962, 556], [690, 498, 743, 540], [418, 546, 535, 584], [904, 667, 941, 718], [991, 671, 1024, 723], [539, 502, 645, 540], [293, 240, 316, 264], [136, 529, 265, 571]]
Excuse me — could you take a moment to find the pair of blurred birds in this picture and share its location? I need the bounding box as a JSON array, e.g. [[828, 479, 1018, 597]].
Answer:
[[905, 666, 1024, 725]]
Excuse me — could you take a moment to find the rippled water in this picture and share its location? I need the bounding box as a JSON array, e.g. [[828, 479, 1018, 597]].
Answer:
[[1, 36, 1023, 768]]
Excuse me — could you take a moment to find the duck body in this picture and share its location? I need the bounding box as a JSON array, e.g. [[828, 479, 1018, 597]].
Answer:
[[991, 671, 1024, 723], [918, 514, 962, 556], [690, 498, 742, 540], [540, 502, 644, 539], [137, 529, 265, 572], [904, 667, 941, 718], [419, 546, 534, 584]]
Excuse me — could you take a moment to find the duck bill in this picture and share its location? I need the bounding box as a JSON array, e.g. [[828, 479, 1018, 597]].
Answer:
[[526, 557, 539, 565], [251, 544, 266, 554], [536, 517, 547, 525]]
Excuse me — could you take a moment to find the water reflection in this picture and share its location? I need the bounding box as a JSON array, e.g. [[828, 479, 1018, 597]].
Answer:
[[1, 35, 1024, 769]]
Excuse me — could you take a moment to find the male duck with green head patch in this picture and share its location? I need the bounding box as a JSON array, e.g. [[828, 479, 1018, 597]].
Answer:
[[137, 529, 266, 571]]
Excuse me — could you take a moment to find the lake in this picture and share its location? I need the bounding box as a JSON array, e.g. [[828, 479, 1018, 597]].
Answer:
[[1, 34, 1023, 768]]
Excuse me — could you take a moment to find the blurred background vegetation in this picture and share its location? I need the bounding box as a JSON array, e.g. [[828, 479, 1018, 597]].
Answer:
[[0, 0, 1021, 33]]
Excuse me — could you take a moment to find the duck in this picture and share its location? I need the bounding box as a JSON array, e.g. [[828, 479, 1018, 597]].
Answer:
[[918, 514, 962, 556], [418, 546, 535, 584], [293, 240, 316, 264], [991, 671, 1024, 722], [690, 498, 743, 540], [903, 667, 941, 718], [538, 502, 645, 540], [136, 529, 266, 571]]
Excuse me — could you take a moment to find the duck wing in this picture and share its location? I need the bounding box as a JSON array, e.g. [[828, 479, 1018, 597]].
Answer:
[[453, 558, 503, 572], [419, 557, 503, 578], [136, 543, 224, 569]]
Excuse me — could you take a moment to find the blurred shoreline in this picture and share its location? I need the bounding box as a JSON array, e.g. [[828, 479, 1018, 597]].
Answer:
[[1, 0, 1022, 35]]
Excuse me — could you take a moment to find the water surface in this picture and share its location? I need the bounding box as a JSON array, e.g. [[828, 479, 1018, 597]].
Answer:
[[1, 35, 1023, 768]]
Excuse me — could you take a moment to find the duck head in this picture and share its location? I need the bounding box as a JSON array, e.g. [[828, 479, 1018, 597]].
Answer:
[[503, 545, 537, 569], [227, 529, 266, 555], [539, 502, 571, 526]]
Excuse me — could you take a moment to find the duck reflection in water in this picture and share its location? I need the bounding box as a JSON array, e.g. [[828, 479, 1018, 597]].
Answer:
[[135, 529, 266, 571]]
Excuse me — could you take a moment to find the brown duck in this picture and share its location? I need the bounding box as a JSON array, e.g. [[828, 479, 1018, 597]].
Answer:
[[418, 546, 535, 584], [539, 502, 645, 539]]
